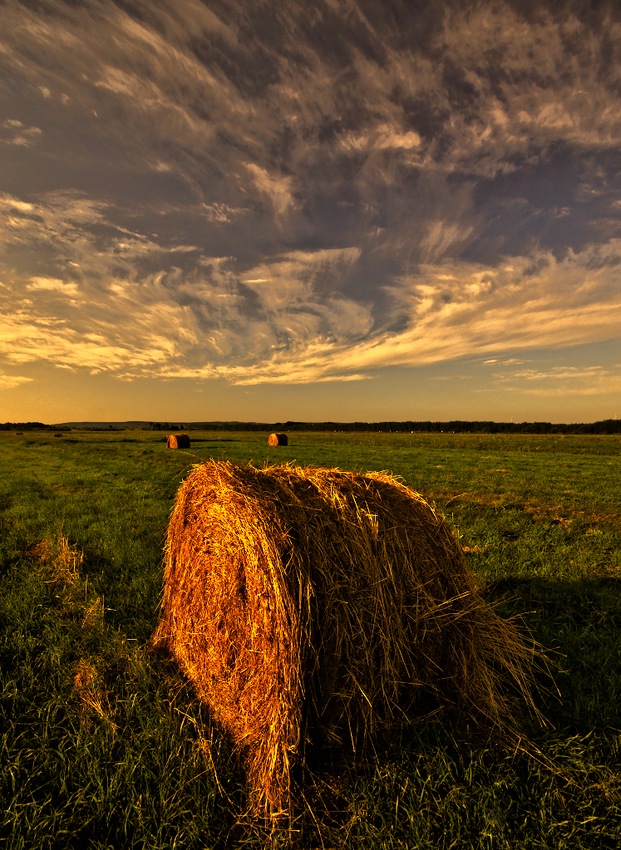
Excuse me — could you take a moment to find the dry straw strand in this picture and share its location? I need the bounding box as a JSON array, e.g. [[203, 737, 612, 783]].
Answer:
[[82, 595, 105, 631], [153, 461, 544, 820], [35, 535, 83, 586], [73, 658, 117, 729]]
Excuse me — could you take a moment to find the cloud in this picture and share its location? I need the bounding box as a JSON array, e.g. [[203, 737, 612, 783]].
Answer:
[[224, 239, 621, 385], [434, 3, 621, 173], [245, 164, 297, 220], [420, 220, 476, 264], [0, 373, 33, 390], [483, 358, 528, 367], [0, 226, 370, 382], [0, 300, 176, 374], [26, 277, 79, 296], [3, 2, 619, 245], [336, 241, 621, 369], [494, 364, 621, 398], [340, 124, 423, 154], [0, 190, 199, 282], [1, 119, 42, 147], [2, 0, 621, 406], [180, 239, 621, 386], [2, 174, 621, 387]]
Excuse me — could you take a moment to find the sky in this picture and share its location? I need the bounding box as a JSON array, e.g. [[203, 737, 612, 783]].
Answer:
[[1, 0, 621, 424]]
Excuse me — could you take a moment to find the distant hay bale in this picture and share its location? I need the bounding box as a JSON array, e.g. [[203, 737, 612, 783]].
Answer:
[[166, 433, 191, 449], [267, 432, 288, 446], [153, 461, 542, 819]]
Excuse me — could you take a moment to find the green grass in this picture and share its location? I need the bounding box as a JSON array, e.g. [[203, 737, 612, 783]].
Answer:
[[1, 429, 619, 848]]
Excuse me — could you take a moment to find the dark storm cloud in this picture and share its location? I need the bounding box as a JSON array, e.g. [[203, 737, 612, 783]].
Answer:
[[1, 0, 621, 387]]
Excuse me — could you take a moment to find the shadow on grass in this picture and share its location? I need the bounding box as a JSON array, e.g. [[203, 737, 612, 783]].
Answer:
[[484, 575, 621, 733]]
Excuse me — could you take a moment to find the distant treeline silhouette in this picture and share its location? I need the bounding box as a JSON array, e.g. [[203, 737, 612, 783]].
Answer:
[[268, 419, 621, 435], [3, 419, 621, 435]]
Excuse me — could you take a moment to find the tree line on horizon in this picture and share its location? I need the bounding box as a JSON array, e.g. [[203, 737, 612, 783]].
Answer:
[[2, 419, 621, 435]]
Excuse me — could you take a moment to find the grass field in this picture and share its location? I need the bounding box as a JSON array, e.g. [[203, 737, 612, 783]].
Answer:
[[1, 429, 619, 848]]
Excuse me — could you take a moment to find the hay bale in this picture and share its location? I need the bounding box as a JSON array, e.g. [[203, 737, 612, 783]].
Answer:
[[166, 433, 191, 449], [153, 461, 541, 818], [267, 432, 288, 446]]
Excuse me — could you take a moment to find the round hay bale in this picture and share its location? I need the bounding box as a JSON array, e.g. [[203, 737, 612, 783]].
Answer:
[[267, 432, 288, 446], [153, 461, 541, 819], [166, 433, 191, 449]]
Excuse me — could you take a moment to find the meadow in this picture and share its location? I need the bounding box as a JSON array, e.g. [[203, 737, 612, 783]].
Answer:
[[0, 429, 619, 848]]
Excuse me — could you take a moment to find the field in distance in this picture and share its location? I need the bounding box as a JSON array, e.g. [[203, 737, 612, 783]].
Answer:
[[1, 429, 619, 848]]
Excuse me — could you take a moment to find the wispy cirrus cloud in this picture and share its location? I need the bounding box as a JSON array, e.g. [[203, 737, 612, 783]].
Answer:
[[488, 364, 621, 399], [0, 192, 371, 380], [1, 119, 42, 147], [2, 178, 621, 387], [1, 1, 621, 421], [0, 373, 32, 390]]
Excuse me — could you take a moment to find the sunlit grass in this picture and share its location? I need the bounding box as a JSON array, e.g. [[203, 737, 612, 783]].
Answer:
[[0, 429, 619, 847]]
